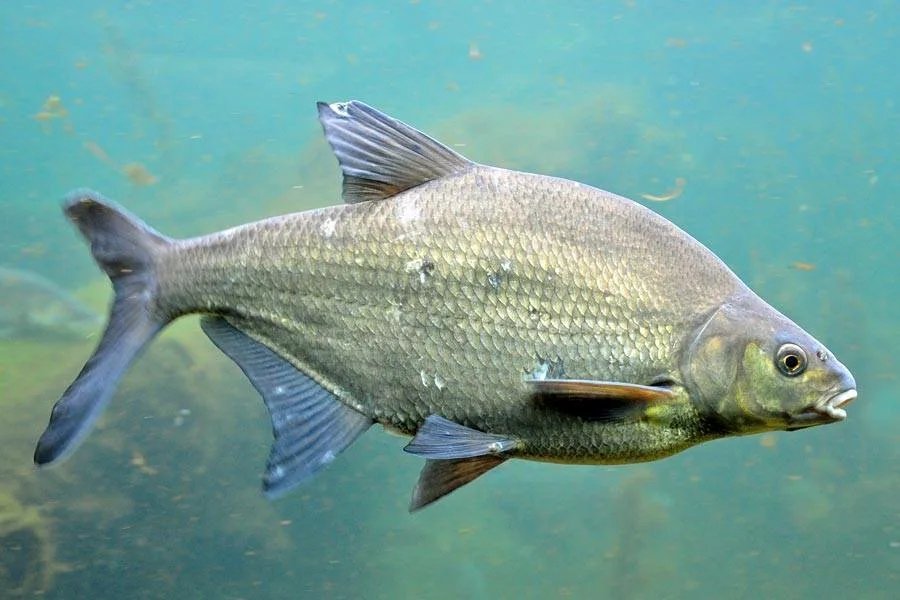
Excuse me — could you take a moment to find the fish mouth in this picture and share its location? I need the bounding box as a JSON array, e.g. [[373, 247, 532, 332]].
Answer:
[[787, 388, 857, 429]]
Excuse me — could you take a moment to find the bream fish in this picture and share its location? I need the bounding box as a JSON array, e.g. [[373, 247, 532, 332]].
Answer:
[[34, 101, 857, 510]]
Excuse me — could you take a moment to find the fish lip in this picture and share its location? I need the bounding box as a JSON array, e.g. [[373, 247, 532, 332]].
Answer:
[[823, 388, 857, 412], [788, 388, 857, 429]]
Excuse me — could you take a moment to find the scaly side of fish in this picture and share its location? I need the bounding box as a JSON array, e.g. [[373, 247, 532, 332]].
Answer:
[[33, 101, 856, 511]]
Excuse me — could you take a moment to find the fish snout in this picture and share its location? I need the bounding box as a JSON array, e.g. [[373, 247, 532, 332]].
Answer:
[[815, 388, 857, 420], [787, 386, 857, 430]]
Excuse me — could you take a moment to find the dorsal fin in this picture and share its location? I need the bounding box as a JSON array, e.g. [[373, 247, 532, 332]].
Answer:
[[317, 100, 474, 203]]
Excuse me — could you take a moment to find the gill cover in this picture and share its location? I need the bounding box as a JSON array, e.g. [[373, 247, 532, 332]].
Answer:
[[684, 291, 856, 432]]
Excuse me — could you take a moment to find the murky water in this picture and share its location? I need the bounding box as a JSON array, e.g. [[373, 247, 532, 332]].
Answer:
[[1, 2, 897, 598]]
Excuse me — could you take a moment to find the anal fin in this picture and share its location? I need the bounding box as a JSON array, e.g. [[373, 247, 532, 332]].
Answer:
[[404, 415, 517, 511], [410, 456, 506, 512], [201, 316, 372, 497]]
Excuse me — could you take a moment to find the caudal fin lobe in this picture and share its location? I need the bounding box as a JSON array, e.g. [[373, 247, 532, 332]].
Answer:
[[34, 190, 172, 466]]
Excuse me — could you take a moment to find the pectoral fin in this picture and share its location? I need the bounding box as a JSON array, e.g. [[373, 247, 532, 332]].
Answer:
[[527, 379, 676, 423], [404, 415, 518, 511], [404, 415, 519, 459]]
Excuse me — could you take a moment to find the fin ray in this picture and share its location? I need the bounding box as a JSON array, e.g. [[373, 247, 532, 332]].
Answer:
[[404, 414, 519, 459], [528, 379, 675, 423], [410, 456, 506, 512], [527, 379, 675, 402], [317, 100, 473, 203]]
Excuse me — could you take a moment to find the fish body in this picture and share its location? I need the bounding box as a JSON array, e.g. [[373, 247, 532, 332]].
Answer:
[[34, 101, 856, 510], [161, 167, 729, 461]]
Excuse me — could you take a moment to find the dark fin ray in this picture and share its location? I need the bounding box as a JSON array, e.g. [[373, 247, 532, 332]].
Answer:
[[410, 456, 506, 512], [34, 190, 171, 465], [528, 379, 676, 402], [528, 379, 675, 423], [200, 316, 372, 497], [342, 175, 405, 204], [404, 414, 519, 459], [317, 100, 474, 203]]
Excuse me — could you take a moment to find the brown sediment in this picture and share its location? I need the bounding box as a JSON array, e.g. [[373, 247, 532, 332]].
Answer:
[[130, 450, 159, 476], [82, 141, 159, 186], [97, 13, 173, 152], [121, 162, 159, 186], [83, 141, 115, 167], [0, 490, 63, 595], [3, 328, 295, 591], [608, 470, 665, 600], [791, 261, 816, 272], [759, 432, 778, 448], [33, 95, 71, 133]]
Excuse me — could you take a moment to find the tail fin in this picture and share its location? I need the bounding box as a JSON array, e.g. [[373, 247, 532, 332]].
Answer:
[[34, 189, 172, 466]]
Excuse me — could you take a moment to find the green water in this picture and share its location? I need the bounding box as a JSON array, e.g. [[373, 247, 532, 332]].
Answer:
[[1, 1, 897, 598]]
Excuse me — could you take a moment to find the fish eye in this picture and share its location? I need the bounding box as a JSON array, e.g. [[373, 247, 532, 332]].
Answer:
[[775, 343, 807, 377]]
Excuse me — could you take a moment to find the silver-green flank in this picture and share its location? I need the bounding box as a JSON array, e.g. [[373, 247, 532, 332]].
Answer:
[[33, 101, 857, 511]]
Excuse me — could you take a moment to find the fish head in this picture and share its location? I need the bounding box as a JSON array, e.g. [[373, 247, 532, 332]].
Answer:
[[685, 293, 857, 434]]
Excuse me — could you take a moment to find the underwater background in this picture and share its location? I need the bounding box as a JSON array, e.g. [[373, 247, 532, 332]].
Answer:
[[1, 1, 897, 598]]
